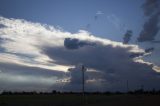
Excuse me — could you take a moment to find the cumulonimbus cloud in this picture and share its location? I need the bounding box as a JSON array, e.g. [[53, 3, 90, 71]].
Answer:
[[0, 16, 160, 92]]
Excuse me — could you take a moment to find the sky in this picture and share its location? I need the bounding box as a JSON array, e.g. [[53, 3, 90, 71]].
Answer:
[[0, 0, 160, 92]]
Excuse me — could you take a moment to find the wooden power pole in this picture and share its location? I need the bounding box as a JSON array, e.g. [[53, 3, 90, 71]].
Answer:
[[82, 65, 85, 96], [81, 65, 86, 105]]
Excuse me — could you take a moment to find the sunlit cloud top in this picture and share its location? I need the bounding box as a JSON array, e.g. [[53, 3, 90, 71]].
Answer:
[[0, 16, 160, 92]]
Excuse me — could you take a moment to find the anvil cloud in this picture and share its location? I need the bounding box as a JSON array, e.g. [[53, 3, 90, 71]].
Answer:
[[0, 16, 160, 92]]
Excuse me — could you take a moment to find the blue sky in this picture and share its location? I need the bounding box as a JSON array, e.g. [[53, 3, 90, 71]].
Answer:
[[0, 0, 145, 41], [0, 0, 160, 92]]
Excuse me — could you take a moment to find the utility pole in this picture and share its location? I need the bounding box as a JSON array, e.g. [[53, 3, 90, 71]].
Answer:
[[82, 65, 85, 96], [81, 65, 86, 105], [127, 80, 129, 92]]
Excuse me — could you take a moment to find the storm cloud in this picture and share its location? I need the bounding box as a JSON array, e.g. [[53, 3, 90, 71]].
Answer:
[[64, 38, 96, 49], [138, 0, 160, 42], [0, 16, 160, 92], [123, 30, 132, 44], [145, 47, 154, 53]]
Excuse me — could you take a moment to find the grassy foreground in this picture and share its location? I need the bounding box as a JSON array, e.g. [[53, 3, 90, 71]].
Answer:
[[0, 94, 160, 106]]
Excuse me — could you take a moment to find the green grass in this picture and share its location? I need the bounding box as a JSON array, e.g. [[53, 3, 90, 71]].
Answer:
[[0, 94, 160, 106]]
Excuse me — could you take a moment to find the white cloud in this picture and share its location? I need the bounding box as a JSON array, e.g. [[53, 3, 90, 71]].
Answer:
[[153, 66, 160, 72], [96, 11, 104, 15], [0, 16, 145, 72], [0, 16, 160, 91]]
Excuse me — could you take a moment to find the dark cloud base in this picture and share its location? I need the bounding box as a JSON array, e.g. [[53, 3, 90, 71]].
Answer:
[[0, 16, 160, 92], [43, 38, 160, 92]]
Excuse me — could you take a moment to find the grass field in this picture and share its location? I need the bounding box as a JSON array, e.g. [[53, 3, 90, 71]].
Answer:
[[0, 94, 160, 106]]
